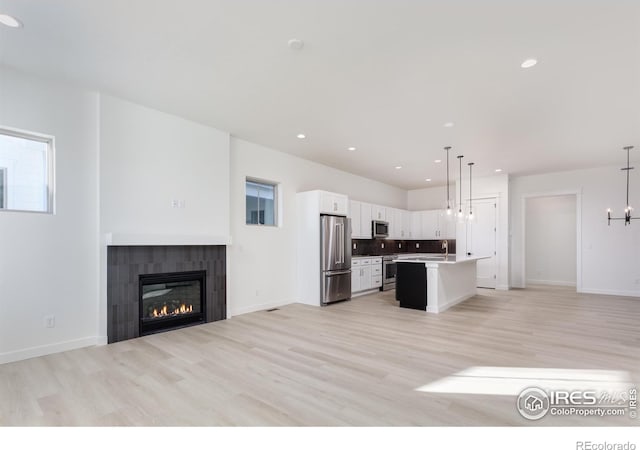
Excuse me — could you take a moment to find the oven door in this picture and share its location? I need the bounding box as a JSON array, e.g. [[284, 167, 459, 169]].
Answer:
[[383, 260, 397, 290]]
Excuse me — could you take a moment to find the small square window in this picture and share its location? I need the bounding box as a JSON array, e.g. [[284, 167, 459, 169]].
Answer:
[[0, 128, 54, 213], [246, 179, 277, 226]]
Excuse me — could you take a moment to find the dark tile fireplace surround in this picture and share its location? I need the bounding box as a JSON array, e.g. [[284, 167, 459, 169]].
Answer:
[[107, 245, 226, 343], [352, 238, 456, 256]]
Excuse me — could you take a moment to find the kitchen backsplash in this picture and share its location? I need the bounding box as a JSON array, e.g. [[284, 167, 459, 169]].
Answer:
[[352, 239, 456, 256]]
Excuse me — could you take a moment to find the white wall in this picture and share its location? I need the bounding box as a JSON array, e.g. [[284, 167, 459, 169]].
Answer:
[[99, 95, 230, 239], [0, 67, 100, 363], [407, 185, 453, 211], [456, 174, 510, 290], [510, 166, 640, 296], [525, 195, 577, 286], [97, 95, 231, 340], [229, 137, 406, 316]]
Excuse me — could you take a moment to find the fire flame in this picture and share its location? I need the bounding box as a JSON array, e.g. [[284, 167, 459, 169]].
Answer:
[[151, 303, 193, 318]]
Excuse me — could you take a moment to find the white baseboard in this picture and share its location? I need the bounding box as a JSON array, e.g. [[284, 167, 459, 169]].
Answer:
[[0, 336, 102, 365], [496, 284, 510, 291], [352, 289, 381, 298], [579, 288, 640, 298], [229, 300, 294, 317], [427, 293, 475, 314], [526, 279, 577, 287]]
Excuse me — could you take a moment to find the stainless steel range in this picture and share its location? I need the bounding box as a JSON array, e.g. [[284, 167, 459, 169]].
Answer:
[[382, 254, 398, 291]]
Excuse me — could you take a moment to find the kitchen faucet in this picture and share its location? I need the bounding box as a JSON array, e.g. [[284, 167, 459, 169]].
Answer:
[[442, 240, 448, 257]]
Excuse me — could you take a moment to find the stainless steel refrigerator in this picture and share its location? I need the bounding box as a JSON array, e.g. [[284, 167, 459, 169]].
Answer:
[[320, 214, 352, 305]]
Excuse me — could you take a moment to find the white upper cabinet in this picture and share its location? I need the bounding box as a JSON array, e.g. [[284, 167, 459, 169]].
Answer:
[[393, 208, 404, 239], [420, 210, 440, 239], [410, 211, 422, 239], [402, 210, 411, 239], [384, 207, 396, 238], [349, 200, 361, 237], [382, 207, 406, 239], [320, 191, 348, 216], [371, 205, 386, 221], [360, 203, 372, 238], [438, 210, 457, 240], [348, 200, 373, 238], [348, 198, 455, 241]]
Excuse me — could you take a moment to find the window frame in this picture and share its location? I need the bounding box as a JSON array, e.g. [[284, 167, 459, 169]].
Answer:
[[0, 167, 6, 209], [0, 126, 55, 214], [245, 177, 279, 227]]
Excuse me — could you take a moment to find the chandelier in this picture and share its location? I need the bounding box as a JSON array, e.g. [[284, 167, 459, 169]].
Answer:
[[607, 146, 635, 226]]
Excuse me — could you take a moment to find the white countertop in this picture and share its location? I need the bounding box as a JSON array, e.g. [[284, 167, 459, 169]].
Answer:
[[393, 255, 489, 265]]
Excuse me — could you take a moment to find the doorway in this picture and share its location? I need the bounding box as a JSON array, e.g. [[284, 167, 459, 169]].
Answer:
[[524, 194, 577, 288], [466, 198, 497, 288]]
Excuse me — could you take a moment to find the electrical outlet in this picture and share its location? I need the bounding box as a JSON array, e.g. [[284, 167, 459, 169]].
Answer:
[[398, 243, 402, 248], [171, 200, 179, 208], [353, 243, 356, 250], [178, 200, 186, 209], [44, 315, 55, 328], [381, 243, 385, 249], [416, 243, 420, 248]]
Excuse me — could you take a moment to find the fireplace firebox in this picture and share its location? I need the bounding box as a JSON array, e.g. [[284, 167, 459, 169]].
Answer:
[[139, 271, 206, 336]]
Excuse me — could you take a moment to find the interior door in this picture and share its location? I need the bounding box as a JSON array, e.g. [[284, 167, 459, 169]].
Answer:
[[466, 199, 497, 288]]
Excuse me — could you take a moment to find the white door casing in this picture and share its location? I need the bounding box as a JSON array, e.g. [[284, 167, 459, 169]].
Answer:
[[466, 198, 497, 288]]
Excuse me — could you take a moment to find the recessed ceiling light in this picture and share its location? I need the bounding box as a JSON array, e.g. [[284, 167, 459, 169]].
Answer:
[[348, 147, 356, 151], [425, 178, 432, 182], [296, 133, 306, 139], [495, 168, 503, 173], [288, 38, 304, 50], [395, 166, 402, 170], [435, 159, 442, 163], [443, 122, 454, 128], [0, 14, 22, 28], [521, 58, 537, 69]]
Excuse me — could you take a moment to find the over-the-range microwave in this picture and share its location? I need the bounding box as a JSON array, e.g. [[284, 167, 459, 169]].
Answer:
[[372, 220, 389, 238]]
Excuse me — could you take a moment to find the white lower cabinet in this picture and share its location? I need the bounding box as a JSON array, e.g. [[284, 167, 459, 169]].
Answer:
[[352, 257, 382, 294]]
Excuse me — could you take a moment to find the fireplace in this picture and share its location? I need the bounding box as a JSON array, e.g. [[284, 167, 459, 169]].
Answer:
[[107, 245, 225, 343], [139, 271, 206, 336]]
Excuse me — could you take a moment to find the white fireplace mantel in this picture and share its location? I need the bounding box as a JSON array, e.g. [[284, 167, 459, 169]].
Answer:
[[103, 233, 232, 246]]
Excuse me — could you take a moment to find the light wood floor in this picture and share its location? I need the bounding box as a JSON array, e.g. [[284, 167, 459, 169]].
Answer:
[[1, 286, 639, 426]]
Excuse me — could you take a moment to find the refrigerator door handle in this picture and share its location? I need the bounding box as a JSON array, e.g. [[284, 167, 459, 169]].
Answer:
[[339, 222, 344, 263], [326, 270, 351, 276], [334, 223, 340, 264], [335, 222, 344, 264]]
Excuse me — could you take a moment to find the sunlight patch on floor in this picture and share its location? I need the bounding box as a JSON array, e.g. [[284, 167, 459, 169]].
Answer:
[[415, 366, 633, 396]]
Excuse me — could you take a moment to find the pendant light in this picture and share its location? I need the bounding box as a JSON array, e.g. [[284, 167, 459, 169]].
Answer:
[[467, 162, 475, 220], [607, 145, 635, 225], [445, 146, 452, 215], [457, 154, 465, 220]]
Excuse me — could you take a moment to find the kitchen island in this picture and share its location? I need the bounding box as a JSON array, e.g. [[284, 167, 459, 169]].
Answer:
[[393, 254, 489, 313]]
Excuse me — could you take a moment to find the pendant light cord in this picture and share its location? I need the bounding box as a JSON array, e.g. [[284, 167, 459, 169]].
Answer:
[[625, 146, 631, 208], [468, 162, 474, 215], [445, 147, 451, 210], [457, 155, 464, 212]]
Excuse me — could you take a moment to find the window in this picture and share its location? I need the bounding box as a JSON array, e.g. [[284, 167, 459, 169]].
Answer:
[[0, 128, 54, 213], [246, 178, 277, 226], [0, 167, 6, 209]]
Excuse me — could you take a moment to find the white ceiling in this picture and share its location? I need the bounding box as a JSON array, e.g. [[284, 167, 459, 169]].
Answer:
[[1, 0, 639, 189]]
